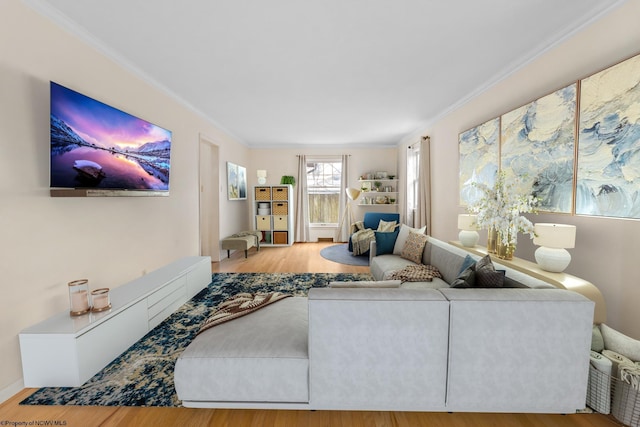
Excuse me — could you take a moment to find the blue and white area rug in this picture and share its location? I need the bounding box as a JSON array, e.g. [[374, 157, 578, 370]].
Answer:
[[20, 272, 372, 407]]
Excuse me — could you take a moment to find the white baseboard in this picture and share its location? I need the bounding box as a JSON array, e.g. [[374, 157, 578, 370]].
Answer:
[[0, 378, 24, 404]]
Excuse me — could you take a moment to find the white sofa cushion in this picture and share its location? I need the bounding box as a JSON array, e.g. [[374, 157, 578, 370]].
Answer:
[[308, 288, 450, 411], [441, 288, 594, 413], [174, 297, 309, 404]]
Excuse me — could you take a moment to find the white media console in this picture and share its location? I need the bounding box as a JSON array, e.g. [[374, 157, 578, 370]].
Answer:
[[19, 256, 212, 387]]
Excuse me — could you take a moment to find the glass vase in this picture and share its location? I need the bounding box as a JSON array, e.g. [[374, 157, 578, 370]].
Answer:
[[496, 231, 515, 260], [487, 228, 498, 254]]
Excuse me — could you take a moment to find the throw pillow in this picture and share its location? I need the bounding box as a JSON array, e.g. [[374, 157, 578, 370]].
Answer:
[[401, 231, 429, 264], [377, 219, 397, 232], [388, 264, 442, 282], [451, 265, 475, 288], [592, 325, 605, 352], [475, 269, 505, 288], [458, 255, 476, 274], [600, 323, 640, 361], [375, 230, 399, 255], [451, 255, 498, 288], [393, 224, 427, 255], [475, 254, 496, 272]]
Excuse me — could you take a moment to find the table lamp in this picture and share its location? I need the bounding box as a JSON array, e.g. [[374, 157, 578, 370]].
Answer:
[[458, 214, 479, 247], [257, 170, 267, 185], [533, 223, 576, 273]]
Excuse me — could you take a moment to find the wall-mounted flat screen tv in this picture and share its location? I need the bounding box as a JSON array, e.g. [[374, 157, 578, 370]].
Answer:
[[50, 81, 172, 193]]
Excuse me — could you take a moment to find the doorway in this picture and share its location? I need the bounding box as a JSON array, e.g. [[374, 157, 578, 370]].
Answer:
[[199, 135, 220, 261]]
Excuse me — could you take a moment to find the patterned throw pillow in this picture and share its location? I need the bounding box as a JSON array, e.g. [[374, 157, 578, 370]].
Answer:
[[400, 231, 429, 264], [451, 254, 503, 288], [475, 269, 505, 288], [389, 264, 442, 282], [377, 219, 397, 232]]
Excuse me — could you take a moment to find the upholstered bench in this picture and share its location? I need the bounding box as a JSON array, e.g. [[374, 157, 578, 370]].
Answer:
[[221, 232, 260, 258], [174, 297, 309, 408]]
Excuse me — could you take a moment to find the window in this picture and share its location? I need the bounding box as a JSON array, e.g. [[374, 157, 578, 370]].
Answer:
[[406, 144, 420, 227], [306, 158, 342, 225]]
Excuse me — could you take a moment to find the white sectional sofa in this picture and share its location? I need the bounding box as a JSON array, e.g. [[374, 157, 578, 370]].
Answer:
[[174, 237, 595, 413]]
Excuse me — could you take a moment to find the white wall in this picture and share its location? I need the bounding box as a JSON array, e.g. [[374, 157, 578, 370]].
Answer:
[[0, 2, 248, 396], [249, 147, 399, 240], [403, 1, 640, 339]]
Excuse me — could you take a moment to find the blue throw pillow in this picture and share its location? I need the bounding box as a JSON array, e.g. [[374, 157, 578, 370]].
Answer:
[[458, 255, 476, 274], [375, 230, 399, 255]]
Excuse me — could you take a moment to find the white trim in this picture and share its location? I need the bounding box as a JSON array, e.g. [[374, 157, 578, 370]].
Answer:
[[399, 0, 628, 147], [22, 0, 246, 146], [0, 378, 24, 404]]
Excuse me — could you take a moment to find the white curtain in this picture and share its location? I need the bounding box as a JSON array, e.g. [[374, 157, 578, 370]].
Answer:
[[294, 155, 310, 242], [335, 154, 350, 242], [416, 136, 432, 234]]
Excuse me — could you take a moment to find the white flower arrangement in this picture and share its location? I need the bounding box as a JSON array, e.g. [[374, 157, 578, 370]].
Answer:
[[468, 170, 537, 246]]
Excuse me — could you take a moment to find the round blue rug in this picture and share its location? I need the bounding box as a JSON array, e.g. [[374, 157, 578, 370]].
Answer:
[[320, 244, 369, 266]]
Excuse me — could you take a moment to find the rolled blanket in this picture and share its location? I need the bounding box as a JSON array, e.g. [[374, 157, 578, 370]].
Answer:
[[591, 350, 613, 375], [588, 351, 612, 414], [600, 323, 640, 361], [602, 349, 635, 378]]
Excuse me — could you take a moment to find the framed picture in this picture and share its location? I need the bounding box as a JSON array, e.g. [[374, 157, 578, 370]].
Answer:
[[577, 52, 640, 218], [501, 83, 576, 213], [459, 117, 500, 206], [227, 161, 247, 200]]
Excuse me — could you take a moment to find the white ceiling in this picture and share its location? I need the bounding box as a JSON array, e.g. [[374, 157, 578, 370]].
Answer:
[[26, 0, 624, 148]]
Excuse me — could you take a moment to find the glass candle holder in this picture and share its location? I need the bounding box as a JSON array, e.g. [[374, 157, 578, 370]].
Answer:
[[91, 288, 111, 312], [68, 279, 91, 316]]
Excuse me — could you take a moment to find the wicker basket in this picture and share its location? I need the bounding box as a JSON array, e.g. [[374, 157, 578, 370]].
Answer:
[[587, 365, 640, 426], [272, 186, 289, 201], [272, 202, 288, 215], [255, 187, 271, 201]]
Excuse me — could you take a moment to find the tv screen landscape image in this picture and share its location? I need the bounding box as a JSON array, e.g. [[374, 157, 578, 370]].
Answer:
[[50, 82, 172, 192]]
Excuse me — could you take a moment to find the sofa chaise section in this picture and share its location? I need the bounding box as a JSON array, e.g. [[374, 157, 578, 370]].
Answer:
[[175, 296, 309, 408], [308, 288, 450, 411]]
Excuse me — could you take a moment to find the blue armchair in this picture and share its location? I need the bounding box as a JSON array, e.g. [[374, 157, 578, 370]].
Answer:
[[348, 212, 400, 252]]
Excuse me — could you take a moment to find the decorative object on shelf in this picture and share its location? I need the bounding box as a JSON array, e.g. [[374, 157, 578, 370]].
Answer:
[[468, 170, 537, 259], [388, 174, 396, 179], [457, 214, 480, 248], [227, 162, 247, 200], [91, 288, 111, 312], [280, 175, 295, 186], [68, 279, 90, 316], [256, 170, 267, 185], [375, 171, 388, 179], [533, 223, 576, 272], [389, 198, 396, 204], [373, 181, 382, 191], [361, 181, 371, 192]]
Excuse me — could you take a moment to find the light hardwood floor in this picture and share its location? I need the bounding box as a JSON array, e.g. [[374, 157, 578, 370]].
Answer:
[[0, 243, 623, 427]]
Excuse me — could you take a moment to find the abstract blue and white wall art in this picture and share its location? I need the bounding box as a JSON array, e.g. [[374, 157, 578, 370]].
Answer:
[[577, 53, 640, 218], [501, 84, 577, 213], [459, 117, 500, 206]]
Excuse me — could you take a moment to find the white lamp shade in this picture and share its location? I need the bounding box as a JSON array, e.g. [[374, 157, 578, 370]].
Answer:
[[533, 223, 576, 249], [256, 170, 267, 178], [346, 188, 361, 201], [457, 214, 479, 231]]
